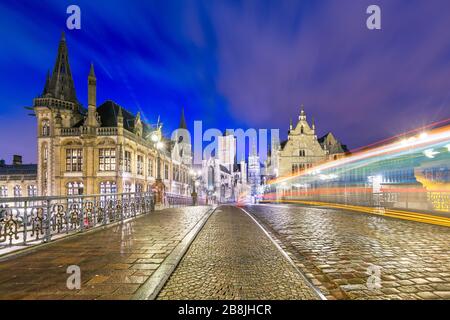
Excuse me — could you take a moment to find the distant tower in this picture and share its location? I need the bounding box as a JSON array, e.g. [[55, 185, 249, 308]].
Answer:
[[218, 131, 236, 169], [172, 107, 192, 166], [248, 142, 261, 196]]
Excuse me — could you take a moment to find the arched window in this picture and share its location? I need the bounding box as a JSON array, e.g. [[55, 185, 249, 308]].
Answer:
[[136, 183, 143, 193], [299, 150, 306, 157], [100, 181, 117, 194], [42, 119, 50, 136], [0, 186, 7, 198], [14, 185, 22, 197], [27, 185, 37, 197], [300, 126, 304, 134], [43, 144, 48, 163], [67, 182, 84, 195], [124, 183, 132, 193]]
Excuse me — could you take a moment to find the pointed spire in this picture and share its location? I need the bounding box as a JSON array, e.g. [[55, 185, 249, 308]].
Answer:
[[299, 104, 306, 121], [43, 70, 51, 95], [61, 31, 66, 42], [89, 63, 96, 78], [47, 32, 77, 103], [312, 116, 315, 130], [289, 118, 293, 130], [179, 107, 187, 129]]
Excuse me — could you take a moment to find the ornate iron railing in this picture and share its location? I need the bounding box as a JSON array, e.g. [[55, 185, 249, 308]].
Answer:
[[165, 192, 193, 207], [0, 192, 154, 250]]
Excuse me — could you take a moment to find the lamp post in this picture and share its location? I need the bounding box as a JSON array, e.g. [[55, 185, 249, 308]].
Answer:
[[149, 128, 165, 205], [190, 169, 202, 206]]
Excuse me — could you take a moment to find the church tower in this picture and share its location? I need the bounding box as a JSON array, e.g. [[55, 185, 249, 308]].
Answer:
[[33, 32, 82, 196], [172, 108, 192, 166]]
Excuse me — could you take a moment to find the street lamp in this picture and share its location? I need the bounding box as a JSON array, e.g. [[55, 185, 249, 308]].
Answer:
[[147, 127, 165, 205], [190, 169, 201, 206]]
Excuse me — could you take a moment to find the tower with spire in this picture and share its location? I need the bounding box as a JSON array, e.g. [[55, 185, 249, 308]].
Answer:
[[171, 107, 192, 166], [85, 63, 100, 128], [28, 32, 197, 201]]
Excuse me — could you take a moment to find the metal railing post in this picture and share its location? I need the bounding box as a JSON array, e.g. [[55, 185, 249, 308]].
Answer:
[[23, 200, 28, 245], [45, 199, 52, 243], [79, 196, 84, 232]]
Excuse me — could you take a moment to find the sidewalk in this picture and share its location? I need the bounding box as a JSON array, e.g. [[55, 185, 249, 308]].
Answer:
[[158, 206, 320, 300], [0, 206, 212, 300]]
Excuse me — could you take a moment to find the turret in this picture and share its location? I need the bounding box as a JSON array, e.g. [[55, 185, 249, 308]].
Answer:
[[85, 63, 100, 127], [134, 111, 143, 137]]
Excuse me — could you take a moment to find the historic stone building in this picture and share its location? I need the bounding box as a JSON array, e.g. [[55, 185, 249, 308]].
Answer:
[[200, 134, 248, 203], [0, 156, 37, 199], [30, 33, 192, 199], [276, 107, 348, 177]]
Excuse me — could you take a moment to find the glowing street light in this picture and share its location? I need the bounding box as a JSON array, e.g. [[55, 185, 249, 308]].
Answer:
[[156, 141, 164, 150]]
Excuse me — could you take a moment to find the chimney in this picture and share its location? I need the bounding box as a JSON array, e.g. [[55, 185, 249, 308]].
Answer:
[[13, 155, 22, 166]]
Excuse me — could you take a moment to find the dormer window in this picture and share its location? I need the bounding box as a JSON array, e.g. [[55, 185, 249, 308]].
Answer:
[[301, 126, 304, 134], [299, 150, 306, 157]]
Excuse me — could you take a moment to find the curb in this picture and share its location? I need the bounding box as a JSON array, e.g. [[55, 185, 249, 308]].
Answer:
[[132, 206, 217, 300]]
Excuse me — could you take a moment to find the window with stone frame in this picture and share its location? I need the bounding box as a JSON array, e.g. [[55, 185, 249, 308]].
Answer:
[[0, 186, 7, 198], [137, 155, 144, 175], [14, 185, 22, 197], [299, 150, 306, 157], [27, 185, 37, 197], [99, 148, 116, 171], [124, 183, 132, 193], [42, 119, 50, 136], [124, 151, 132, 173], [136, 183, 143, 193], [66, 148, 83, 172], [100, 181, 117, 194], [67, 181, 84, 195], [43, 144, 48, 164], [148, 157, 154, 177], [164, 164, 169, 180]]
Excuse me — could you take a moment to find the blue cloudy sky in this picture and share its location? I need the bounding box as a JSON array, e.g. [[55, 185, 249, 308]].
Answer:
[[1, 0, 450, 163]]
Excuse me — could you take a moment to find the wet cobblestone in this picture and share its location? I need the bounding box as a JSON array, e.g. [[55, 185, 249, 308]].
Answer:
[[158, 206, 319, 300], [244, 204, 450, 300], [0, 206, 211, 300]]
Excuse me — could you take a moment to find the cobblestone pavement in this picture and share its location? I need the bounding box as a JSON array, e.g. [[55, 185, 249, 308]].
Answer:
[[158, 205, 319, 300], [0, 206, 211, 300], [244, 204, 450, 300]]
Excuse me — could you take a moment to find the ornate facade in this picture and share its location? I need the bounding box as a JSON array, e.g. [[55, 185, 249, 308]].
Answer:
[[31, 33, 192, 199], [276, 107, 348, 178]]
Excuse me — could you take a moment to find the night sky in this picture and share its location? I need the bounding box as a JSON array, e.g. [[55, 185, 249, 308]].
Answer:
[[1, 0, 450, 163]]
